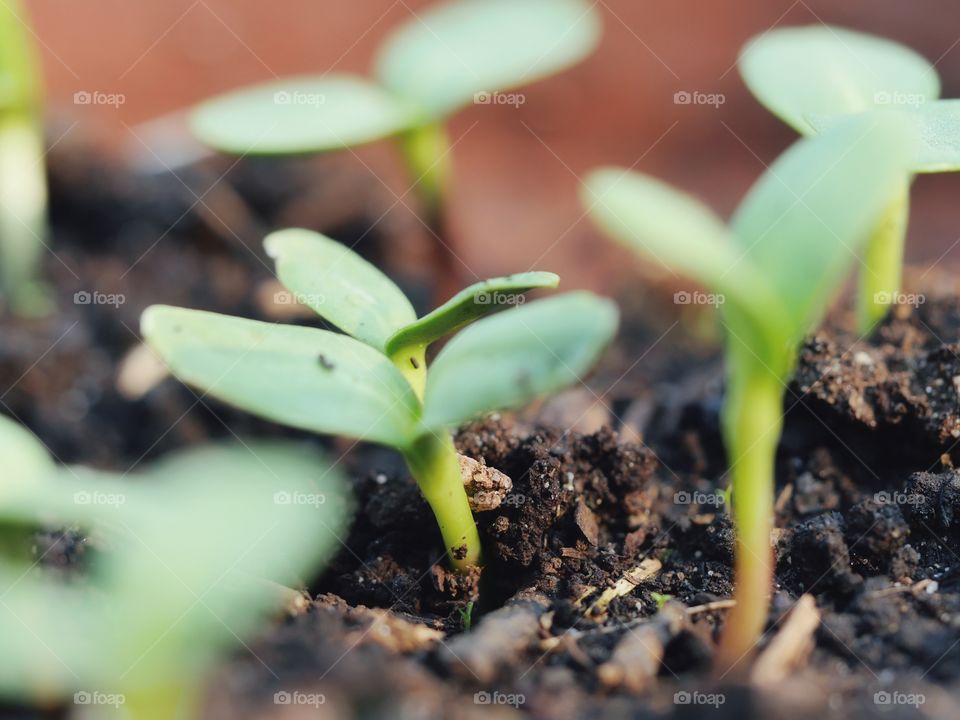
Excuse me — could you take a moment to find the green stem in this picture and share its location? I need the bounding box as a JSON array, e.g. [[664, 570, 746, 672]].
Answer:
[[402, 432, 481, 569], [119, 681, 200, 720], [389, 343, 427, 402], [714, 364, 782, 677], [398, 123, 462, 301], [856, 183, 910, 334], [0, 119, 49, 314], [0, 0, 50, 316]]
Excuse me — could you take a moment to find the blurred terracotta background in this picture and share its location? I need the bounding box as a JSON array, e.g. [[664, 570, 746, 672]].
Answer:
[[25, 0, 960, 292]]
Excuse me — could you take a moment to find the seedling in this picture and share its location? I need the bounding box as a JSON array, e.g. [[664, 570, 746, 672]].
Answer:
[[583, 115, 914, 673], [0, 0, 50, 315], [190, 0, 601, 288], [0, 418, 347, 720], [141, 228, 618, 570], [739, 25, 960, 331]]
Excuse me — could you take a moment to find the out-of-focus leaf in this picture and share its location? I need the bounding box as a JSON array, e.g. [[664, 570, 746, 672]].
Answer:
[[265, 228, 416, 351], [422, 292, 617, 428], [190, 75, 423, 155], [810, 101, 960, 173], [0, 415, 52, 500], [731, 113, 916, 344], [739, 25, 939, 134], [0, 441, 349, 695], [374, 0, 601, 118], [141, 306, 420, 447]]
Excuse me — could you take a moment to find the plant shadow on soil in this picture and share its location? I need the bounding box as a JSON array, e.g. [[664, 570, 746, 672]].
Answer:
[[2, 151, 960, 719]]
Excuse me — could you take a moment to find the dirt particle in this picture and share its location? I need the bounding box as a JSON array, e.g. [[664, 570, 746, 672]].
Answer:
[[410, 357, 420, 369]]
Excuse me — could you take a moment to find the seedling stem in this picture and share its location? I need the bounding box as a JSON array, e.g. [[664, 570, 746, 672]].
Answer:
[[402, 432, 481, 568], [858, 183, 911, 332], [714, 359, 781, 673]]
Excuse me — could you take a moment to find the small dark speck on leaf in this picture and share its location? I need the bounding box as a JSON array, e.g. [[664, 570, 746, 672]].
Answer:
[[410, 357, 420, 369], [317, 354, 335, 370]]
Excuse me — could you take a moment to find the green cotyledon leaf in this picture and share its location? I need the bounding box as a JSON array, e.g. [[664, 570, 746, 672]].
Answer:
[[265, 228, 416, 351], [809, 101, 960, 173], [582, 167, 787, 357], [0, 440, 349, 695], [730, 112, 916, 349], [384, 271, 559, 362], [422, 292, 617, 429], [190, 75, 424, 155], [374, 0, 601, 119], [739, 25, 939, 135], [141, 306, 421, 448]]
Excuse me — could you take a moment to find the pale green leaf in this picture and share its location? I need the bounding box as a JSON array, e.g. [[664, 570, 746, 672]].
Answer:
[[422, 292, 617, 428], [374, 0, 601, 118], [141, 306, 420, 447], [740, 25, 939, 134], [0, 441, 349, 694], [190, 75, 423, 155], [0, 415, 52, 500], [384, 271, 559, 359], [731, 113, 916, 344], [810, 101, 960, 173], [265, 228, 416, 351], [582, 167, 785, 337]]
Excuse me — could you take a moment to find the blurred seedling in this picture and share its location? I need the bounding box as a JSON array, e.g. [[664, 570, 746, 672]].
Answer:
[[740, 25, 960, 331], [190, 0, 601, 291], [142, 227, 618, 570], [0, 0, 50, 315], [583, 115, 914, 674], [0, 414, 347, 719]]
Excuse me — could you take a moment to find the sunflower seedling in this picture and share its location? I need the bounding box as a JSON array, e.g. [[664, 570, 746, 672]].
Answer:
[[0, 0, 50, 315], [739, 25, 960, 331], [141, 228, 618, 570], [583, 115, 914, 673], [0, 415, 347, 720], [190, 0, 601, 288]]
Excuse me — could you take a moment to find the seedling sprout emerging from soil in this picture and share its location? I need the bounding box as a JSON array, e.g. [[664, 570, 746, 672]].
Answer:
[[583, 115, 914, 673], [739, 25, 960, 332], [189, 0, 600, 288], [0, 416, 346, 720], [141, 228, 618, 569], [0, 0, 50, 315]]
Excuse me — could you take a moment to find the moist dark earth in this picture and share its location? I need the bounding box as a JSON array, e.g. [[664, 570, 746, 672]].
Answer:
[[3, 150, 960, 719]]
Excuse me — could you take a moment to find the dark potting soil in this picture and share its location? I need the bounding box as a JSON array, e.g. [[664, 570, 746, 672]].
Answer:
[[3, 148, 960, 719], [205, 299, 960, 720]]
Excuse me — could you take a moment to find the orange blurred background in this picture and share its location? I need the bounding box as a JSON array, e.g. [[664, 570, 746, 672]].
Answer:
[[26, 0, 960, 292]]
